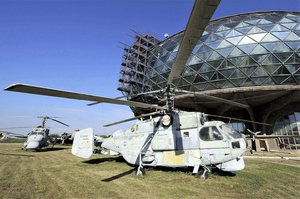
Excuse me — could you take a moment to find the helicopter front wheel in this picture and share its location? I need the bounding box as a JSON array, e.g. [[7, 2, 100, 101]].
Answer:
[[136, 166, 145, 176], [196, 166, 210, 180]]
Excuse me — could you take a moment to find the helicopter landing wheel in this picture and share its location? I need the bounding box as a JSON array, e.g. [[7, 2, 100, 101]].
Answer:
[[200, 169, 208, 180], [196, 167, 209, 180], [136, 166, 145, 176]]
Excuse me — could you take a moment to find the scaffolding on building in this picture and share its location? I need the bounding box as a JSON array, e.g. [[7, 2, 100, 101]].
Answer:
[[118, 32, 160, 98]]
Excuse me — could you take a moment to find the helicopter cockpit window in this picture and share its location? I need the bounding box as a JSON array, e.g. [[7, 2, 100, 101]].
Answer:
[[220, 124, 242, 139], [199, 126, 223, 141], [183, 132, 189, 137]]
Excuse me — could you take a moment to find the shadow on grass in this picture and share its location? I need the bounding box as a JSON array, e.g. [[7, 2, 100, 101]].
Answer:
[[212, 168, 236, 177], [101, 168, 136, 182], [0, 153, 35, 157], [38, 147, 66, 152], [146, 166, 236, 177], [83, 156, 125, 164]]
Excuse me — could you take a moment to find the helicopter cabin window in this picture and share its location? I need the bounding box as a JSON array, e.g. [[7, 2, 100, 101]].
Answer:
[[199, 126, 223, 141]]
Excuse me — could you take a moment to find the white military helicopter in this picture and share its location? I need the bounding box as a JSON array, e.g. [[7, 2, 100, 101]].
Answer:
[[20, 116, 69, 151], [5, 0, 250, 178]]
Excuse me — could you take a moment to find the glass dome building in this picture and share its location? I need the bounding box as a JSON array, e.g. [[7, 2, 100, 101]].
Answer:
[[118, 11, 300, 148], [146, 11, 300, 91]]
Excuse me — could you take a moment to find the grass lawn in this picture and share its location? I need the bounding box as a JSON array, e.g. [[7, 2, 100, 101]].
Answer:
[[0, 143, 299, 199]]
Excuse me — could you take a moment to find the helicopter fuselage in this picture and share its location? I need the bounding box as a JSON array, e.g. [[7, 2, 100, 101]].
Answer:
[[22, 127, 49, 150], [97, 111, 247, 172]]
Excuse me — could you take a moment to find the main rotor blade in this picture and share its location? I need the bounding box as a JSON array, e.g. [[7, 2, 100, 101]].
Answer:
[[167, 0, 221, 84], [87, 96, 126, 106], [5, 84, 165, 110], [254, 135, 300, 139], [206, 114, 272, 126], [0, 126, 35, 130], [104, 111, 161, 127], [49, 118, 69, 127], [174, 90, 249, 109]]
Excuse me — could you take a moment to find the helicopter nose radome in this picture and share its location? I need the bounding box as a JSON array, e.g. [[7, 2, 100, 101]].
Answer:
[[26, 141, 40, 149]]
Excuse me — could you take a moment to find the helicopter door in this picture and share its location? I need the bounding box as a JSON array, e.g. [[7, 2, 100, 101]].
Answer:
[[199, 126, 231, 165]]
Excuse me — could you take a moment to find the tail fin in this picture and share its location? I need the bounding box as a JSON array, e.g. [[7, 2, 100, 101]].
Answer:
[[72, 128, 94, 158]]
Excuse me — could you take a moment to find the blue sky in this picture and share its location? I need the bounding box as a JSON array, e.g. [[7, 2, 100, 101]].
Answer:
[[0, 0, 299, 135]]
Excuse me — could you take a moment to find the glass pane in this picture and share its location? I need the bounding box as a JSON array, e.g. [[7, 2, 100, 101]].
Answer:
[[251, 66, 268, 77], [261, 77, 275, 85], [208, 51, 222, 60], [217, 47, 235, 58], [240, 66, 256, 76], [294, 24, 300, 31], [187, 55, 202, 65], [274, 66, 292, 74], [238, 44, 257, 54], [272, 31, 290, 40], [271, 24, 289, 32], [205, 34, 222, 42], [251, 54, 268, 63], [259, 24, 274, 31], [251, 45, 268, 55], [251, 77, 268, 85], [284, 32, 300, 41], [286, 41, 300, 51], [202, 71, 215, 80], [230, 69, 247, 78], [265, 15, 283, 23], [273, 75, 291, 84], [248, 33, 267, 42], [245, 19, 260, 25], [247, 26, 265, 34], [262, 65, 281, 74], [224, 21, 240, 29], [217, 26, 230, 32], [228, 47, 245, 57], [235, 22, 250, 28], [285, 54, 300, 64], [261, 54, 281, 65], [258, 19, 272, 24], [193, 74, 206, 83], [274, 52, 293, 63], [206, 40, 222, 49], [218, 60, 235, 69], [262, 42, 291, 53], [199, 63, 214, 72], [238, 36, 257, 45], [242, 78, 255, 86], [228, 56, 246, 66], [230, 78, 246, 86], [280, 17, 294, 23], [226, 36, 244, 45], [196, 50, 213, 61], [220, 69, 234, 78], [199, 126, 223, 141], [261, 33, 279, 42], [227, 30, 243, 37], [236, 26, 252, 34], [216, 30, 230, 38], [282, 23, 297, 29], [285, 64, 300, 74], [217, 40, 233, 49]]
